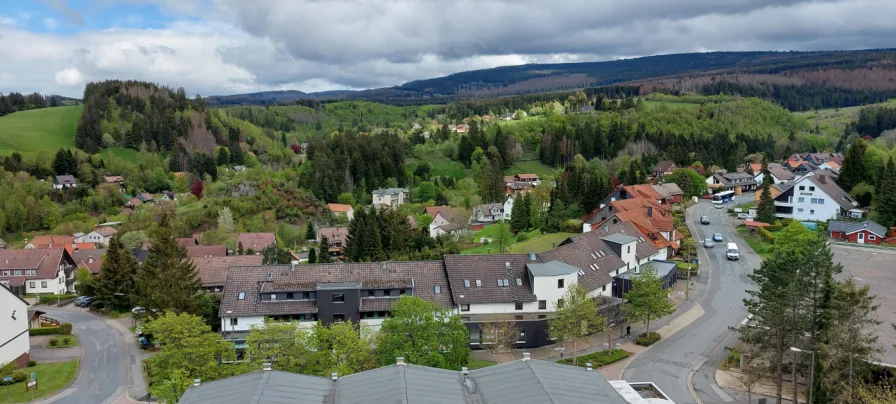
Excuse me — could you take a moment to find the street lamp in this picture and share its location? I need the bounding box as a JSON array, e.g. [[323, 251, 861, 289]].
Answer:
[[790, 347, 816, 404]]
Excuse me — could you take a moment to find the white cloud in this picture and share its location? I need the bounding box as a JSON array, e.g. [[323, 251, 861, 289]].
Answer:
[[43, 17, 58, 30], [54, 68, 85, 87]]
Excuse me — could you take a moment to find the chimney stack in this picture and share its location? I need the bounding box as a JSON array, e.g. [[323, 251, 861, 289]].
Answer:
[[647, 206, 653, 217], [331, 372, 338, 380], [522, 352, 531, 361], [396, 357, 406, 366], [262, 362, 272, 371], [586, 363, 593, 371], [193, 379, 201, 387]]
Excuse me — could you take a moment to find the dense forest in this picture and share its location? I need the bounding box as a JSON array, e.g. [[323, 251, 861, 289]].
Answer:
[[0, 92, 68, 117]]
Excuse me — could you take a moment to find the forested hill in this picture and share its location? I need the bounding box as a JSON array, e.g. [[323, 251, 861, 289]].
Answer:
[[206, 49, 896, 107]]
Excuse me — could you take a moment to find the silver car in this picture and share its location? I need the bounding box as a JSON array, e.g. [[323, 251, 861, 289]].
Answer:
[[703, 238, 714, 248]]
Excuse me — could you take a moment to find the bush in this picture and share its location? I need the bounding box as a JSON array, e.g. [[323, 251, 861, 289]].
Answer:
[[758, 227, 775, 243], [635, 332, 661, 346], [765, 224, 783, 231], [558, 349, 630, 367], [37, 294, 78, 305], [89, 300, 106, 311], [29, 326, 60, 336], [27, 360, 37, 367], [0, 370, 28, 385], [515, 232, 530, 242], [59, 322, 73, 334], [560, 219, 582, 233], [62, 337, 72, 345], [0, 361, 15, 376], [49, 338, 58, 347]]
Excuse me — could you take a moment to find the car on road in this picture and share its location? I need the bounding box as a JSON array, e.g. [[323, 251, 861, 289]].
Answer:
[[726, 243, 740, 261], [700, 216, 710, 225], [703, 238, 714, 248], [736, 213, 751, 220], [713, 233, 724, 242]]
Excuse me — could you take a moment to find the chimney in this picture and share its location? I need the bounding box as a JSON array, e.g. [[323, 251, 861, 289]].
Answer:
[[193, 379, 201, 387], [331, 372, 338, 380], [88, 256, 94, 264], [647, 206, 653, 217], [262, 362, 272, 371], [522, 352, 531, 361], [586, 363, 593, 371], [396, 357, 406, 366]]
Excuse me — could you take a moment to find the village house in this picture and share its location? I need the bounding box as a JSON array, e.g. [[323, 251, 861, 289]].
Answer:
[[186, 245, 228, 258], [78, 227, 118, 245], [327, 203, 354, 221], [773, 174, 861, 221], [651, 183, 684, 204], [372, 188, 408, 210], [651, 160, 677, 180], [235, 233, 277, 253], [502, 195, 515, 221], [706, 171, 759, 193], [71, 249, 104, 276], [601, 184, 665, 207], [25, 235, 75, 249], [103, 175, 125, 186], [473, 203, 504, 224], [194, 255, 262, 293], [753, 163, 796, 184], [582, 197, 670, 233], [317, 227, 349, 255], [53, 175, 77, 189], [0, 248, 77, 296], [828, 220, 888, 245], [428, 208, 467, 239], [0, 284, 30, 368]]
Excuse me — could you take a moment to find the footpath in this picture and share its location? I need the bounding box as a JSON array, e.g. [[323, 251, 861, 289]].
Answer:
[[472, 278, 708, 380]]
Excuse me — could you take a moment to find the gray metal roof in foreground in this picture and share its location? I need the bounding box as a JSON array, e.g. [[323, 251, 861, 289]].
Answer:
[[526, 260, 580, 277], [600, 233, 637, 245], [178, 359, 628, 404]]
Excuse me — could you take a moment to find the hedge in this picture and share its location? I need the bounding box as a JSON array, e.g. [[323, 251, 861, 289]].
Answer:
[[635, 332, 661, 346], [765, 224, 783, 231], [29, 326, 61, 336], [758, 227, 775, 243], [59, 322, 73, 334], [0, 370, 27, 385], [558, 349, 630, 367], [37, 294, 78, 305]]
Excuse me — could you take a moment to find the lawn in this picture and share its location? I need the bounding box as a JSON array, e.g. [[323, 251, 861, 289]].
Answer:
[[737, 226, 775, 260], [100, 146, 139, 163], [466, 359, 497, 370], [0, 359, 79, 403], [46, 335, 78, 348], [507, 232, 575, 253], [505, 160, 557, 178], [406, 157, 468, 179], [558, 349, 630, 367], [460, 227, 574, 255], [0, 105, 82, 155]]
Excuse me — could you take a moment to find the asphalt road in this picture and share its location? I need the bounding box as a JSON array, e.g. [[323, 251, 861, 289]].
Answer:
[[623, 198, 760, 404], [38, 308, 130, 404]]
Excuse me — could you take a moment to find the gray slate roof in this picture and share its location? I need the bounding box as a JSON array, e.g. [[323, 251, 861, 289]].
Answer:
[[614, 260, 678, 280], [601, 233, 637, 245], [443, 254, 539, 305], [372, 188, 408, 196], [807, 174, 858, 210], [179, 360, 628, 404], [828, 220, 888, 237], [526, 261, 579, 277]]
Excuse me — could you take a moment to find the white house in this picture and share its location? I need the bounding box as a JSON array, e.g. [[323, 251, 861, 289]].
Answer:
[[473, 203, 504, 223], [372, 188, 408, 210], [53, 175, 77, 189], [502, 195, 515, 221], [0, 248, 77, 296], [327, 203, 354, 221], [753, 163, 795, 185], [79, 227, 118, 245], [429, 209, 466, 239], [0, 284, 30, 368], [773, 174, 859, 221]]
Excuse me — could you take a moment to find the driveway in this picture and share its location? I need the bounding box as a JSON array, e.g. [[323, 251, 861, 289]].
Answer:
[[622, 198, 760, 403], [35, 307, 146, 404]]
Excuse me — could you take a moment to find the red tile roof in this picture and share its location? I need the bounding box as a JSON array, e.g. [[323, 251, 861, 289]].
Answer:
[[236, 233, 277, 251], [623, 184, 663, 200], [424, 206, 452, 217], [65, 243, 96, 255], [186, 245, 228, 258], [28, 235, 75, 249], [327, 203, 353, 213], [176, 238, 197, 248], [193, 255, 263, 288]]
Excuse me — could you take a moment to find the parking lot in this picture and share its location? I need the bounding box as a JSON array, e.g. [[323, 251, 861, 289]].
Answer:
[[832, 243, 896, 365]]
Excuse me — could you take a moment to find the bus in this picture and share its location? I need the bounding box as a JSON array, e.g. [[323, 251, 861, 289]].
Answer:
[[712, 190, 735, 205]]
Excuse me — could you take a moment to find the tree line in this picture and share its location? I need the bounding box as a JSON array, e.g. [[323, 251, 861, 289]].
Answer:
[[0, 92, 65, 117]]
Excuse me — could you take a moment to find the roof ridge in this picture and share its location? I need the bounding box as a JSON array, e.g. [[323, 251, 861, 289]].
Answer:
[[400, 363, 409, 404], [523, 361, 558, 404], [253, 370, 271, 404]]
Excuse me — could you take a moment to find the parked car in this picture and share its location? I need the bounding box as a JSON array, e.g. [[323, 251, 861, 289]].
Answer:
[[703, 238, 714, 248], [713, 233, 724, 242], [736, 213, 751, 220], [74, 296, 88, 306], [79, 296, 95, 307], [132, 306, 145, 315]]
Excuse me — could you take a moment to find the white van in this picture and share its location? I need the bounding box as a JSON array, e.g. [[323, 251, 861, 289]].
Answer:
[[726, 243, 739, 261]]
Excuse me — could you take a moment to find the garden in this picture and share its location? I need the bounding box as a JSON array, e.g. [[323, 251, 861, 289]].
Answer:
[[558, 349, 630, 368]]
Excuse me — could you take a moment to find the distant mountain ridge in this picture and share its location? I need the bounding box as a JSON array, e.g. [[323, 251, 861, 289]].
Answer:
[[206, 48, 896, 106]]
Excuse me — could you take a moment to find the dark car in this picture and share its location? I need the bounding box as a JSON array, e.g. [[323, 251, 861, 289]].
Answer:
[[80, 296, 96, 307], [700, 216, 710, 225]]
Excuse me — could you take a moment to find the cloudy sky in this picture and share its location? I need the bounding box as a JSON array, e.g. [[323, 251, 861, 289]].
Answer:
[[1, 0, 894, 98]]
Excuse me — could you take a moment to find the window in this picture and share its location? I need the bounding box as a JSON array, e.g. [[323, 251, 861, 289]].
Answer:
[[41, 281, 47, 288], [461, 304, 470, 312], [461, 316, 470, 322], [333, 293, 345, 303], [809, 186, 815, 191], [798, 197, 805, 203], [238, 292, 246, 300], [270, 293, 277, 300], [29, 282, 36, 288], [469, 329, 481, 345], [797, 208, 804, 212], [516, 278, 522, 286], [332, 314, 345, 322], [434, 285, 441, 294], [368, 290, 376, 297], [286, 292, 294, 300], [464, 280, 470, 288], [399, 289, 406, 296], [557, 279, 564, 288], [517, 329, 526, 343], [515, 302, 523, 310], [475, 280, 482, 287], [538, 315, 547, 319], [538, 300, 546, 310], [627, 246, 631, 253], [602, 285, 607, 292], [230, 318, 238, 326], [869, 235, 877, 240], [799, 186, 805, 191], [810, 210, 815, 215]]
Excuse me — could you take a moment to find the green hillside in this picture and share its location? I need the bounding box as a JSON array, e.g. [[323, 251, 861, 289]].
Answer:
[[0, 105, 82, 154]]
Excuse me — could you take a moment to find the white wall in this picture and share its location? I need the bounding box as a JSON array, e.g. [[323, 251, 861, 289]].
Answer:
[[503, 198, 514, 221], [780, 181, 842, 221], [220, 316, 318, 333], [531, 274, 578, 311], [24, 270, 67, 295], [460, 301, 545, 315], [0, 288, 29, 366]]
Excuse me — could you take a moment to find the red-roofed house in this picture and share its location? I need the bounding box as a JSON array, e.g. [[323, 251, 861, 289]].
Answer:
[[65, 243, 96, 255], [25, 235, 75, 249], [193, 255, 262, 293], [582, 198, 670, 233], [0, 248, 77, 296], [235, 233, 277, 253], [186, 245, 228, 258], [327, 203, 354, 221]]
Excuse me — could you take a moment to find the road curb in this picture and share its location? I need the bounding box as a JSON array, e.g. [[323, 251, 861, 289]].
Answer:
[[32, 333, 84, 403]]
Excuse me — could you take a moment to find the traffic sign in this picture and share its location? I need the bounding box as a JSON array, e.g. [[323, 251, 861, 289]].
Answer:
[[26, 381, 36, 388], [2, 377, 11, 382]]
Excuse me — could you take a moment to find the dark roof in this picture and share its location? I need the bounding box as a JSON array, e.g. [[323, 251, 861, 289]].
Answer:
[[652, 160, 676, 173], [808, 175, 858, 210], [131, 248, 149, 264], [236, 233, 277, 251], [179, 360, 628, 404], [220, 261, 452, 317], [70, 249, 105, 275], [0, 249, 72, 285], [194, 255, 263, 288], [828, 220, 888, 237], [541, 230, 628, 293], [54, 175, 77, 185], [176, 238, 198, 248], [443, 254, 540, 305], [601, 233, 637, 245], [614, 260, 677, 280], [186, 245, 228, 258], [766, 163, 795, 181]]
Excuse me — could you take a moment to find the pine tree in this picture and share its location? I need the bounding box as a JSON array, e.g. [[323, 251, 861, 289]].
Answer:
[[317, 236, 333, 263], [757, 173, 776, 224], [876, 158, 896, 228], [305, 221, 316, 241], [134, 219, 203, 316], [307, 247, 317, 264], [236, 241, 244, 255], [838, 139, 868, 193], [95, 237, 139, 312], [344, 209, 366, 262], [360, 212, 384, 261], [509, 196, 527, 233]]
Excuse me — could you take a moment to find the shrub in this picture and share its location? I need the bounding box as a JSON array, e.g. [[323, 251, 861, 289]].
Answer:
[[48, 338, 58, 347], [29, 326, 60, 336], [0, 361, 15, 376], [560, 219, 582, 233], [558, 349, 630, 367], [0, 370, 28, 385], [59, 322, 73, 334], [758, 227, 775, 243], [62, 337, 72, 345], [38, 294, 78, 305], [89, 300, 106, 311], [27, 360, 37, 367], [765, 224, 783, 231], [635, 331, 661, 346], [515, 232, 529, 242]]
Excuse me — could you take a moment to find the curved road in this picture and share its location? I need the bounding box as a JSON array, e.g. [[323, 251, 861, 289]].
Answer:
[[623, 198, 760, 404], [37, 308, 131, 404]]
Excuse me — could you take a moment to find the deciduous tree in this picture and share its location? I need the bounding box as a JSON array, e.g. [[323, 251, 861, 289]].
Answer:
[[549, 284, 606, 365], [480, 321, 518, 356], [217, 207, 235, 233], [624, 264, 674, 336], [377, 296, 470, 370]]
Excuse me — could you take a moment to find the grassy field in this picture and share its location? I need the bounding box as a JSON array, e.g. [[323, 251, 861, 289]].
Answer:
[[507, 232, 575, 253], [406, 157, 468, 179], [0, 106, 82, 155], [736, 226, 775, 260], [47, 335, 78, 348], [505, 160, 557, 178], [0, 359, 79, 403], [795, 99, 896, 139], [99, 147, 139, 163], [461, 225, 574, 254]]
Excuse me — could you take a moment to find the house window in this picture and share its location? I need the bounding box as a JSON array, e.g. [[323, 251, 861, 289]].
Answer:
[[470, 329, 481, 345], [461, 317, 470, 322], [434, 285, 441, 294], [869, 235, 877, 240], [41, 281, 47, 288], [627, 246, 631, 253], [517, 329, 526, 343], [810, 210, 815, 215], [515, 315, 523, 320], [798, 197, 804, 203], [797, 208, 804, 212], [238, 292, 246, 300], [557, 279, 564, 288], [29, 282, 36, 288], [464, 280, 470, 288], [515, 302, 523, 310], [602, 285, 607, 292], [333, 293, 345, 303], [538, 300, 546, 310], [809, 186, 815, 191], [475, 280, 482, 287], [270, 293, 277, 300], [538, 315, 547, 319], [230, 318, 238, 326], [333, 314, 345, 322], [516, 278, 522, 286], [368, 290, 376, 297], [461, 304, 470, 312], [799, 186, 805, 191]]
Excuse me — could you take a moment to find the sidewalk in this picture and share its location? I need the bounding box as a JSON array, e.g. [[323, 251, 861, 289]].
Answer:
[[105, 313, 151, 400], [472, 279, 707, 376]]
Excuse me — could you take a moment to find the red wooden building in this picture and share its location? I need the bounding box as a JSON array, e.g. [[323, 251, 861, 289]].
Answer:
[[828, 220, 887, 245]]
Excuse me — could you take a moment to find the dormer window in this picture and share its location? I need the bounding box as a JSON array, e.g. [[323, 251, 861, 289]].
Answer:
[[238, 292, 246, 300], [516, 278, 522, 286], [475, 280, 482, 287]]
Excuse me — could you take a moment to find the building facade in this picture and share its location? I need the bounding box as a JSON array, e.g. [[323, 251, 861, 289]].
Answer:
[[0, 284, 30, 368]]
